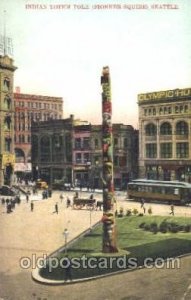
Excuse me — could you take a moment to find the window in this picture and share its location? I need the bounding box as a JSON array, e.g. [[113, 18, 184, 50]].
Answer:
[[119, 156, 127, 167], [124, 138, 128, 148], [83, 137, 90, 149], [5, 138, 11, 152], [146, 144, 157, 158], [168, 107, 172, 114], [160, 122, 172, 135], [83, 153, 90, 163], [145, 123, 157, 136], [53, 135, 62, 151], [159, 107, 163, 115], [40, 136, 51, 162], [114, 156, 119, 166], [4, 115, 11, 130], [176, 143, 189, 158], [160, 143, 172, 158], [75, 138, 81, 149], [4, 96, 11, 110], [3, 78, 10, 91], [176, 121, 188, 135], [184, 105, 188, 113], [76, 153, 82, 163], [114, 138, 118, 146], [95, 138, 99, 148]]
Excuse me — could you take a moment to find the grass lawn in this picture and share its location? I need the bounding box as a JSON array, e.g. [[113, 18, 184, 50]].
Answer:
[[40, 215, 191, 280]]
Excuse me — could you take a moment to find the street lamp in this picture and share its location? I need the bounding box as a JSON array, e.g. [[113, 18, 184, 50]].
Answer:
[[89, 207, 92, 230], [63, 228, 69, 254]]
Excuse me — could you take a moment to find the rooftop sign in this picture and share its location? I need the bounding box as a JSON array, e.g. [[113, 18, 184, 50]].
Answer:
[[138, 88, 191, 102]]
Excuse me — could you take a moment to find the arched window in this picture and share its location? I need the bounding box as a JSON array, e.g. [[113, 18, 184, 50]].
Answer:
[[176, 121, 188, 135], [3, 78, 10, 91], [145, 123, 157, 136], [15, 148, 25, 162], [5, 137, 11, 152], [53, 135, 62, 151], [160, 122, 172, 135], [40, 136, 51, 162], [4, 115, 11, 130], [31, 135, 38, 160], [184, 105, 188, 113], [4, 95, 11, 110]]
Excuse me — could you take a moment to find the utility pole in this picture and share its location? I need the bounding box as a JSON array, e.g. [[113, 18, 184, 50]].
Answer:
[[101, 66, 118, 253]]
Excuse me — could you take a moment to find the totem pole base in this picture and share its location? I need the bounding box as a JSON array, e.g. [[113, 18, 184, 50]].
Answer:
[[102, 245, 119, 254]]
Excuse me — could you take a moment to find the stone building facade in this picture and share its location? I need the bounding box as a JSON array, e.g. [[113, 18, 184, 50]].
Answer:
[[138, 87, 191, 181], [0, 55, 17, 185]]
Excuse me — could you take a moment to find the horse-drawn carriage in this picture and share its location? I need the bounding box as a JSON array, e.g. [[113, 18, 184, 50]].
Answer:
[[73, 198, 96, 210]]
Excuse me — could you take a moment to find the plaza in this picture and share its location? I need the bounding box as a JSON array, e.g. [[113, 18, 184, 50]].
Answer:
[[1, 189, 191, 299]]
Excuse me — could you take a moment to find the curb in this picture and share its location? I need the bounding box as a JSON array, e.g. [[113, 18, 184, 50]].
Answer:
[[32, 224, 191, 286]]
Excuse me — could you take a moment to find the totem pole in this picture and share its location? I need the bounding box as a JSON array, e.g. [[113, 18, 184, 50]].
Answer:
[[101, 66, 118, 253]]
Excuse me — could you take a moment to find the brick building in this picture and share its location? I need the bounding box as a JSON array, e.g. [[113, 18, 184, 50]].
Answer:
[[14, 90, 63, 176], [31, 116, 138, 190]]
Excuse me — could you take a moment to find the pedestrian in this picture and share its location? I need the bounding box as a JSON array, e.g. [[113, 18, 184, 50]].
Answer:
[[60, 193, 64, 202], [53, 203, 58, 214], [67, 197, 71, 208], [170, 204, 174, 216], [31, 201, 34, 212], [140, 198, 145, 208], [26, 193, 29, 203], [48, 188, 52, 197]]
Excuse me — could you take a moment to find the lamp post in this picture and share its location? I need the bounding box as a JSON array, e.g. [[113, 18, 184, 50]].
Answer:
[[86, 161, 91, 191], [89, 206, 93, 230], [63, 228, 69, 254]]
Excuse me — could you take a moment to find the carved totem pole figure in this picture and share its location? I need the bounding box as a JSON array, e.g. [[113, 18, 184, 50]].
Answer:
[[101, 66, 118, 253]]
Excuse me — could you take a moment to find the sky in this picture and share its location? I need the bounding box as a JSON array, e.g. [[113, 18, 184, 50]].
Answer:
[[1, 0, 191, 128]]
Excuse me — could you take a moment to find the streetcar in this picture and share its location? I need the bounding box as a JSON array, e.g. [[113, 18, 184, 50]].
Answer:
[[127, 179, 191, 205]]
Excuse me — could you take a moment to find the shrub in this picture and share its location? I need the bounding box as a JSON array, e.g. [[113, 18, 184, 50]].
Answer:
[[159, 221, 168, 233], [119, 207, 124, 214], [144, 224, 151, 231], [138, 213, 144, 217], [126, 209, 132, 216], [139, 222, 145, 229], [132, 208, 138, 215], [148, 207, 152, 215], [184, 224, 191, 232], [168, 222, 179, 233], [150, 222, 158, 234]]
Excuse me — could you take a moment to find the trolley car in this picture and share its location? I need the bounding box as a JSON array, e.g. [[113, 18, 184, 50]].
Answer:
[[127, 179, 191, 205]]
